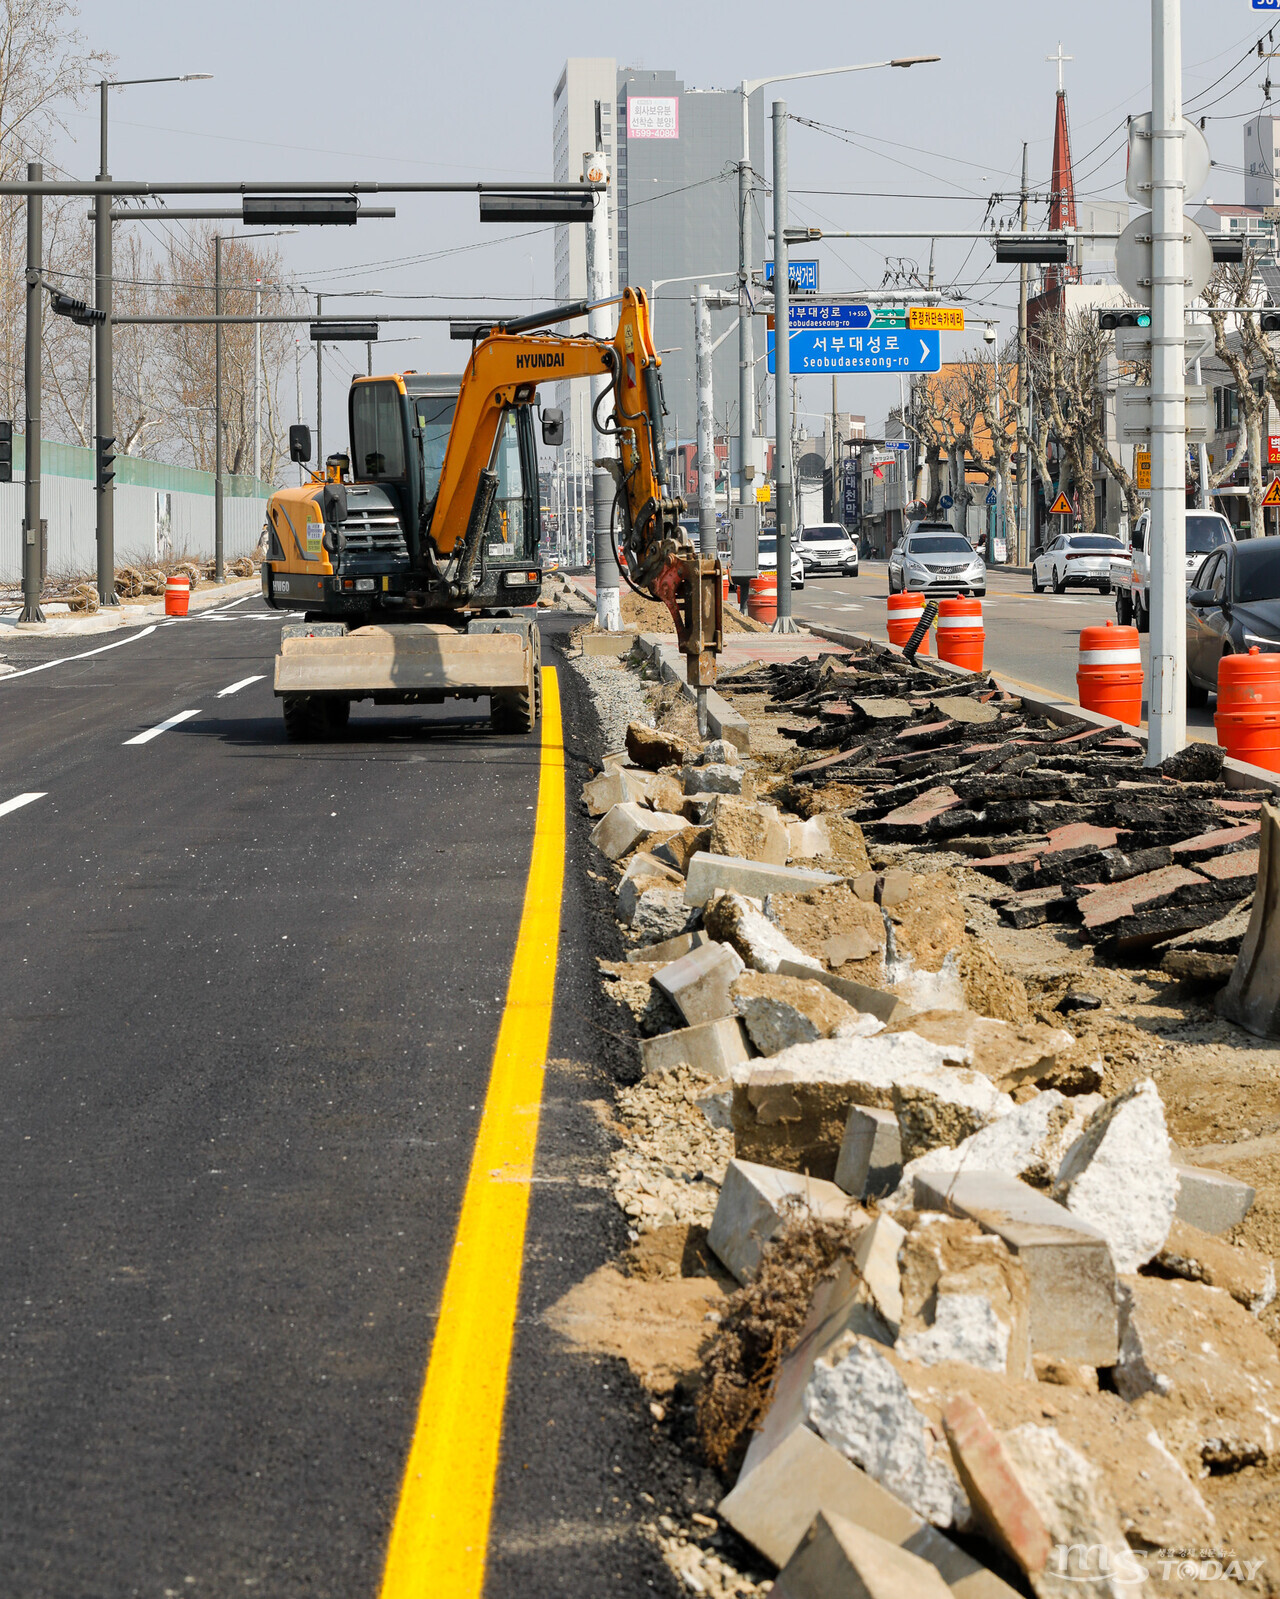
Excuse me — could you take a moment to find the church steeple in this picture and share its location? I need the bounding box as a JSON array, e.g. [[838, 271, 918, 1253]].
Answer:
[[1047, 43, 1080, 287]]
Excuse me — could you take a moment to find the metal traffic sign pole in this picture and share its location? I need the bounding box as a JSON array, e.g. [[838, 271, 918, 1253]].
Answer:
[[1148, 0, 1187, 764], [20, 161, 44, 625], [772, 102, 798, 634]]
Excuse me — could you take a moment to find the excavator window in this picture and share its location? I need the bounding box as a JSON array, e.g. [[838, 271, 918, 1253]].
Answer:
[[485, 409, 526, 561], [414, 396, 457, 503], [351, 381, 406, 481]]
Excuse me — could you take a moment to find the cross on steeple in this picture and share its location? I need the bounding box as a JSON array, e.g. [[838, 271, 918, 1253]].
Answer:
[[1047, 41, 1073, 95]]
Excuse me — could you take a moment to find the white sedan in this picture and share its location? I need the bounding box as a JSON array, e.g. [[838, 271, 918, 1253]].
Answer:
[[1032, 534, 1129, 595], [757, 532, 805, 589]]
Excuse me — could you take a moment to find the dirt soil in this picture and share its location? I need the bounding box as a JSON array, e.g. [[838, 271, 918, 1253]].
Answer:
[[616, 588, 767, 635]]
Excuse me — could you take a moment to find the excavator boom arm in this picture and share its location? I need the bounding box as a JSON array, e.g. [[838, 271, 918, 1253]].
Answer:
[[429, 288, 722, 683]]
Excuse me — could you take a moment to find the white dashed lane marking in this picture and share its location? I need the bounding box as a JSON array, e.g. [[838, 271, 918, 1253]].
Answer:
[[217, 675, 265, 697], [0, 792, 46, 819], [123, 709, 201, 746]]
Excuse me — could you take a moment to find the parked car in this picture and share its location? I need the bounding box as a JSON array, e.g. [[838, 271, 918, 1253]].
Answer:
[[756, 531, 805, 590], [1185, 538, 1280, 704], [1119, 508, 1235, 630], [1032, 533, 1130, 595], [799, 523, 859, 577], [888, 528, 986, 596]]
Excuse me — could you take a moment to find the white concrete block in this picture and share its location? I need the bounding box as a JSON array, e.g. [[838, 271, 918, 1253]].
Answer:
[[652, 939, 745, 1027], [776, 1512, 955, 1599], [1052, 1078, 1178, 1273], [639, 1016, 753, 1079], [685, 851, 840, 908], [836, 1105, 903, 1199], [1173, 1164, 1256, 1235], [590, 800, 687, 861]]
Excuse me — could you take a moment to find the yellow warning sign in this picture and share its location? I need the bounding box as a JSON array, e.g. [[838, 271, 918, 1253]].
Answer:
[[1135, 450, 1151, 492], [1049, 492, 1074, 516], [908, 306, 965, 332], [1263, 478, 1280, 508], [756, 485, 772, 504]]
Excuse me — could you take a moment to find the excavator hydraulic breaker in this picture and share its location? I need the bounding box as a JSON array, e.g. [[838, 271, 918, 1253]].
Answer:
[[681, 555, 724, 689]]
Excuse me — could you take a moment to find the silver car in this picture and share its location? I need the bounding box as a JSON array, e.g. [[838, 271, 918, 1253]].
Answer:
[[757, 532, 805, 590], [888, 528, 986, 597]]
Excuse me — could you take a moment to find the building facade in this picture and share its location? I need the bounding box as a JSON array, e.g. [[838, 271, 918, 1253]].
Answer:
[[552, 60, 766, 504]]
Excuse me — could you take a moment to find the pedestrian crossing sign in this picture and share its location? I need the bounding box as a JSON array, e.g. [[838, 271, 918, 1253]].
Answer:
[[1049, 491, 1073, 515], [1263, 478, 1280, 508]]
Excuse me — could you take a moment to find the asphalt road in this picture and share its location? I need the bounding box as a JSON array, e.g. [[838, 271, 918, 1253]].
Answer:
[[0, 601, 684, 1597], [791, 560, 1218, 735]]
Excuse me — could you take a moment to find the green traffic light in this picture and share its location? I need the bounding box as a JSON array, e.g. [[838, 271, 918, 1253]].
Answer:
[[1137, 314, 1151, 327]]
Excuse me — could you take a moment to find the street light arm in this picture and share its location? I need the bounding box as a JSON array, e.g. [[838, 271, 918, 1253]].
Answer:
[[741, 56, 940, 95]]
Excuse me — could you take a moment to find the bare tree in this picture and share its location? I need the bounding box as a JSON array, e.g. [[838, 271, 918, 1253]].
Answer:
[[1203, 259, 1269, 538], [0, 0, 109, 416]]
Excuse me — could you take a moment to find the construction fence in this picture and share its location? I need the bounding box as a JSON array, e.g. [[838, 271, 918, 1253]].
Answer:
[[0, 434, 273, 583]]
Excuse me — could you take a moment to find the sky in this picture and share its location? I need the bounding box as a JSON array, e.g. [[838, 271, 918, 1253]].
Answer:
[[52, 0, 1280, 453]]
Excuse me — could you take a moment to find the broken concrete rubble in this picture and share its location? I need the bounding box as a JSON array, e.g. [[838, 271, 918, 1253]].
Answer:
[[625, 928, 708, 964], [704, 891, 823, 975], [732, 970, 858, 1055], [685, 851, 839, 908], [720, 1424, 1022, 1596], [627, 885, 696, 943], [896, 1214, 1031, 1378], [728, 1033, 1010, 1179], [582, 766, 651, 815], [886, 1010, 1076, 1095], [706, 1157, 863, 1283], [775, 1511, 955, 1599], [590, 799, 687, 860], [709, 796, 789, 865], [998, 1425, 1130, 1599], [804, 1335, 972, 1529], [639, 1015, 752, 1079], [1171, 1162, 1256, 1235], [626, 721, 693, 770], [685, 761, 743, 795], [912, 1170, 1119, 1366], [941, 1395, 1051, 1580], [653, 939, 746, 1027], [1051, 1079, 1177, 1273], [834, 1104, 903, 1198]]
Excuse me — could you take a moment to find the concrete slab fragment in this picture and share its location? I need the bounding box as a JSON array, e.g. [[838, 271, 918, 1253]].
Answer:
[[652, 939, 746, 1027], [1173, 1162, 1256, 1234], [640, 1015, 753, 1079], [707, 1157, 862, 1282], [685, 851, 839, 907], [775, 1512, 955, 1599], [835, 1105, 903, 1198]]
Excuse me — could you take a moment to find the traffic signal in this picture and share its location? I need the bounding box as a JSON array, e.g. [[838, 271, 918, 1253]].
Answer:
[[0, 420, 11, 484], [96, 435, 115, 490], [1262, 311, 1280, 333], [1099, 309, 1152, 331]]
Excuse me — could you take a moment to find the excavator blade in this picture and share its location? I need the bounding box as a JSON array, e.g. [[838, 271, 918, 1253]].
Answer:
[[274, 622, 533, 702]]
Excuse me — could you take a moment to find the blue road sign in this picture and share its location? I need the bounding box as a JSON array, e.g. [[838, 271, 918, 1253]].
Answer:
[[787, 302, 871, 330], [767, 327, 941, 374], [939, 495, 954, 510], [765, 259, 820, 293], [1255, 1, 1279, 11], [986, 488, 997, 506]]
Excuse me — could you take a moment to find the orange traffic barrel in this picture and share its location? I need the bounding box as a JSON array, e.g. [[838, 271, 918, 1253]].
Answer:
[[747, 573, 777, 624], [164, 574, 190, 618], [1215, 647, 1280, 772], [887, 592, 930, 656], [1077, 620, 1142, 726], [936, 596, 984, 672]]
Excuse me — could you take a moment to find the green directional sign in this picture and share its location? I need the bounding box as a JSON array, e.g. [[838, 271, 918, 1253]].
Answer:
[[870, 307, 908, 329]]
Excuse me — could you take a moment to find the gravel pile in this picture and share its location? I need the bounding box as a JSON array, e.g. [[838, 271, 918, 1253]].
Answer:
[[563, 648, 654, 756]]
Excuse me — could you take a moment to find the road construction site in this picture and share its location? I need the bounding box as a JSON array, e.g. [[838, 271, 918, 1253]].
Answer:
[[555, 579, 1280, 1599]]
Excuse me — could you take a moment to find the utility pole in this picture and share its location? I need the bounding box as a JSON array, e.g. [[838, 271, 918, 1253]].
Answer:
[[694, 283, 717, 560], [1017, 142, 1031, 566], [20, 161, 44, 625], [1148, 0, 1186, 763], [315, 292, 323, 469], [772, 101, 798, 633], [253, 277, 262, 482], [294, 334, 303, 485], [214, 233, 224, 581], [738, 86, 756, 515], [586, 129, 621, 629], [95, 84, 116, 605]]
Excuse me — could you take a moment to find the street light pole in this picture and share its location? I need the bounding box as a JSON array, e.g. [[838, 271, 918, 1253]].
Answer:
[[253, 277, 262, 482], [586, 143, 622, 630], [735, 55, 940, 526], [94, 73, 213, 606], [215, 233, 224, 582], [772, 101, 798, 635]]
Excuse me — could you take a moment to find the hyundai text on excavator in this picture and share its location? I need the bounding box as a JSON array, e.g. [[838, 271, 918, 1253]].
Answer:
[[261, 287, 723, 740]]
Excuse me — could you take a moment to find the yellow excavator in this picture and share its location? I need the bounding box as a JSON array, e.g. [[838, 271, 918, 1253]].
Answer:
[[262, 287, 723, 739]]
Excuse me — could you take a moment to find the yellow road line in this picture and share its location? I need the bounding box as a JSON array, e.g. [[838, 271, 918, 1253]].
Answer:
[[378, 667, 566, 1599]]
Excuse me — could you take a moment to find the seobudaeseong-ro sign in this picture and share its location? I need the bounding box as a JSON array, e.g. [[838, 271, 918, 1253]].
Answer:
[[627, 97, 679, 139]]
